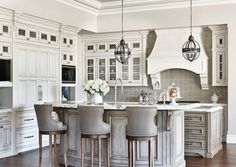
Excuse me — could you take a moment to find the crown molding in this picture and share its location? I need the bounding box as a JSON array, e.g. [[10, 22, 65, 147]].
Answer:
[[56, 0, 236, 16]]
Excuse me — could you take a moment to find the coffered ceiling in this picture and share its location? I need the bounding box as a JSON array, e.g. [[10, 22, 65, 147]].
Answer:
[[56, 0, 236, 15]]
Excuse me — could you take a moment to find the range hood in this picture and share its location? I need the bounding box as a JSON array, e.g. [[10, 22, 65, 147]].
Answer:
[[147, 27, 209, 90]]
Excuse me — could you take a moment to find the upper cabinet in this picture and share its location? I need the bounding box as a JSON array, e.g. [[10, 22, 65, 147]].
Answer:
[[16, 26, 59, 46], [0, 21, 11, 38], [82, 31, 148, 86], [209, 25, 228, 86]]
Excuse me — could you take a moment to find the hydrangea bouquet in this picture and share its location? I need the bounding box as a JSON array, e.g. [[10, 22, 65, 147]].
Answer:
[[84, 79, 110, 96]]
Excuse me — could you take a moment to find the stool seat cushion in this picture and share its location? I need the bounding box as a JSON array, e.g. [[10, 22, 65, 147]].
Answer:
[[126, 106, 158, 137], [34, 104, 67, 133], [78, 105, 111, 135]]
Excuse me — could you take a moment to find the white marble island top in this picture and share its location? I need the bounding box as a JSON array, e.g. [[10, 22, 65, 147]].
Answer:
[[53, 101, 222, 111]]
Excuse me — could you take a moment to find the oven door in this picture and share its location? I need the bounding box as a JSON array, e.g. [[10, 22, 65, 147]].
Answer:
[[62, 65, 76, 84]]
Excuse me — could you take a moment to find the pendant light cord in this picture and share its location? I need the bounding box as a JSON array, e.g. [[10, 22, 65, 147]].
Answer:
[[190, 0, 192, 36], [122, 0, 124, 39]]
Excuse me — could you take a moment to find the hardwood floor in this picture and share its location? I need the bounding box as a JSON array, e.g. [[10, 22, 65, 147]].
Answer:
[[0, 144, 236, 167]]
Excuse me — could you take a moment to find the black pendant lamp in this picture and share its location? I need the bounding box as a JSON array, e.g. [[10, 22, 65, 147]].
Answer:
[[114, 0, 131, 64], [182, 0, 200, 62]]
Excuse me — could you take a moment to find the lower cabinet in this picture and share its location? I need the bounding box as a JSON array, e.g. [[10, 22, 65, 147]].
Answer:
[[0, 124, 11, 151], [184, 108, 223, 158], [0, 112, 12, 158], [15, 110, 49, 153]]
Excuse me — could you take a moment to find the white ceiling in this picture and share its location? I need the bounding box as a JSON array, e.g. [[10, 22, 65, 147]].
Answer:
[[56, 0, 236, 15]]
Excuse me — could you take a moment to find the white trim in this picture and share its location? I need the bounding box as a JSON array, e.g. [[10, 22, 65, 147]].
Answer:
[[227, 135, 236, 143], [56, 0, 236, 15]]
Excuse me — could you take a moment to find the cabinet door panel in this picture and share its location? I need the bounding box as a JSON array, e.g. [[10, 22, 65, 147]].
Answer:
[[27, 80, 37, 107], [48, 80, 57, 102], [0, 125, 11, 151], [38, 51, 48, 78], [27, 48, 37, 77], [18, 80, 27, 107], [48, 50, 58, 78], [18, 47, 27, 77]]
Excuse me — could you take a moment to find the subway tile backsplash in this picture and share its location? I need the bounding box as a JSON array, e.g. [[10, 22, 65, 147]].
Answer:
[[104, 69, 227, 104]]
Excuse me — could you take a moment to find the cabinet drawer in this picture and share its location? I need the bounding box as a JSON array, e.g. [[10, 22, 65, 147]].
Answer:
[[0, 114, 10, 123], [185, 113, 206, 125], [16, 128, 38, 147], [185, 126, 206, 138], [185, 139, 206, 150], [16, 112, 37, 128]]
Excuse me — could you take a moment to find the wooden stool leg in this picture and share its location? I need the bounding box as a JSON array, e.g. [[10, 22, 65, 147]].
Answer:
[[132, 141, 135, 167], [90, 139, 94, 167], [39, 132, 42, 164], [106, 136, 110, 167], [148, 138, 153, 167], [98, 137, 102, 167], [54, 134, 57, 167], [64, 133, 68, 167], [81, 137, 85, 167], [128, 139, 133, 167], [49, 134, 53, 167]]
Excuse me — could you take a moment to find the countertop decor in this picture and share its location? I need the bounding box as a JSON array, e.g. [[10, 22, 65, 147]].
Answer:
[[84, 79, 110, 104]]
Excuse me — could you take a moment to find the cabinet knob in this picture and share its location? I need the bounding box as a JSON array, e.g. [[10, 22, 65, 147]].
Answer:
[[0, 126, 3, 128], [0, 33, 3, 36], [26, 38, 30, 40], [48, 41, 51, 44]]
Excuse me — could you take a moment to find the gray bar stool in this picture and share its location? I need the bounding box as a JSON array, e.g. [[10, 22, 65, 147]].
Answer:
[[34, 104, 68, 167], [126, 106, 158, 167], [78, 105, 111, 167]]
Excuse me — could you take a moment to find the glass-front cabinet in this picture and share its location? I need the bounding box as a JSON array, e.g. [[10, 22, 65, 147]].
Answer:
[[83, 31, 148, 86], [85, 56, 142, 85]]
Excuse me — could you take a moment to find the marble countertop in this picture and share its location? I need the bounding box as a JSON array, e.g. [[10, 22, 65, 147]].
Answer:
[[53, 101, 222, 112]]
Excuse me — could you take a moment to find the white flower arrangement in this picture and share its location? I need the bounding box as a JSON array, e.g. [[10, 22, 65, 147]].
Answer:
[[84, 79, 110, 96]]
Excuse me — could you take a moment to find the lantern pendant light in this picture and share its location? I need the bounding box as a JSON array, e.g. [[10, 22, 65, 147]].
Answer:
[[114, 0, 131, 64], [182, 0, 200, 62]]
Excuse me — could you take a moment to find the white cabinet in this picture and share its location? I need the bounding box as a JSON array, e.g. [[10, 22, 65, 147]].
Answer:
[[0, 112, 12, 153], [0, 21, 11, 38], [0, 124, 11, 151], [0, 42, 11, 58], [209, 25, 228, 86], [62, 34, 76, 49], [16, 26, 59, 46], [61, 52, 76, 66], [82, 31, 148, 86]]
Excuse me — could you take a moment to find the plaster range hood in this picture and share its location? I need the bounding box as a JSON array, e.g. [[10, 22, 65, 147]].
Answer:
[[147, 27, 209, 90]]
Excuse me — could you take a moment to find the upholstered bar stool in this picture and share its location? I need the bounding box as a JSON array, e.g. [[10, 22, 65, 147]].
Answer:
[[34, 104, 68, 167], [126, 106, 158, 167], [78, 105, 111, 167]]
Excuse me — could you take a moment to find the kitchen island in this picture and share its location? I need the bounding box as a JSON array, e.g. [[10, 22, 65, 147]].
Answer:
[[53, 102, 201, 167]]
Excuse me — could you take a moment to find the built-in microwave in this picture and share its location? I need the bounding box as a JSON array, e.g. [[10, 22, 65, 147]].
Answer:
[[62, 65, 76, 84], [0, 59, 11, 81]]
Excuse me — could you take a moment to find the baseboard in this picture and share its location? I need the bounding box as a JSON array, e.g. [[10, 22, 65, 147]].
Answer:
[[227, 135, 236, 143]]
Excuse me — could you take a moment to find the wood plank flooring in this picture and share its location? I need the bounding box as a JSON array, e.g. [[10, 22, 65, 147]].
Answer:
[[0, 144, 236, 167]]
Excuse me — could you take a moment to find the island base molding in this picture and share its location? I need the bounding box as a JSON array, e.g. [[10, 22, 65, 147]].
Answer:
[[55, 107, 186, 167]]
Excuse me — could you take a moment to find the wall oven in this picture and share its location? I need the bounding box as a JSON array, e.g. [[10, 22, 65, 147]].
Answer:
[[62, 65, 76, 84]]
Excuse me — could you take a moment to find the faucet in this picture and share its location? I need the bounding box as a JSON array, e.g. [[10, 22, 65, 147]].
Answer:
[[154, 81, 160, 104], [114, 78, 123, 107]]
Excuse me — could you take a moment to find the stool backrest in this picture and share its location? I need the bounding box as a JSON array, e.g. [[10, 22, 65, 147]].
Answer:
[[78, 105, 110, 135], [126, 106, 158, 137], [34, 104, 54, 132]]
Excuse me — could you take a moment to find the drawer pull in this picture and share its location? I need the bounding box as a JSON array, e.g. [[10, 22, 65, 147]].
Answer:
[[185, 130, 193, 133], [24, 118, 34, 122], [0, 126, 3, 128], [185, 142, 193, 146], [185, 117, 192, 120], [24, 135, 34, 139]]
